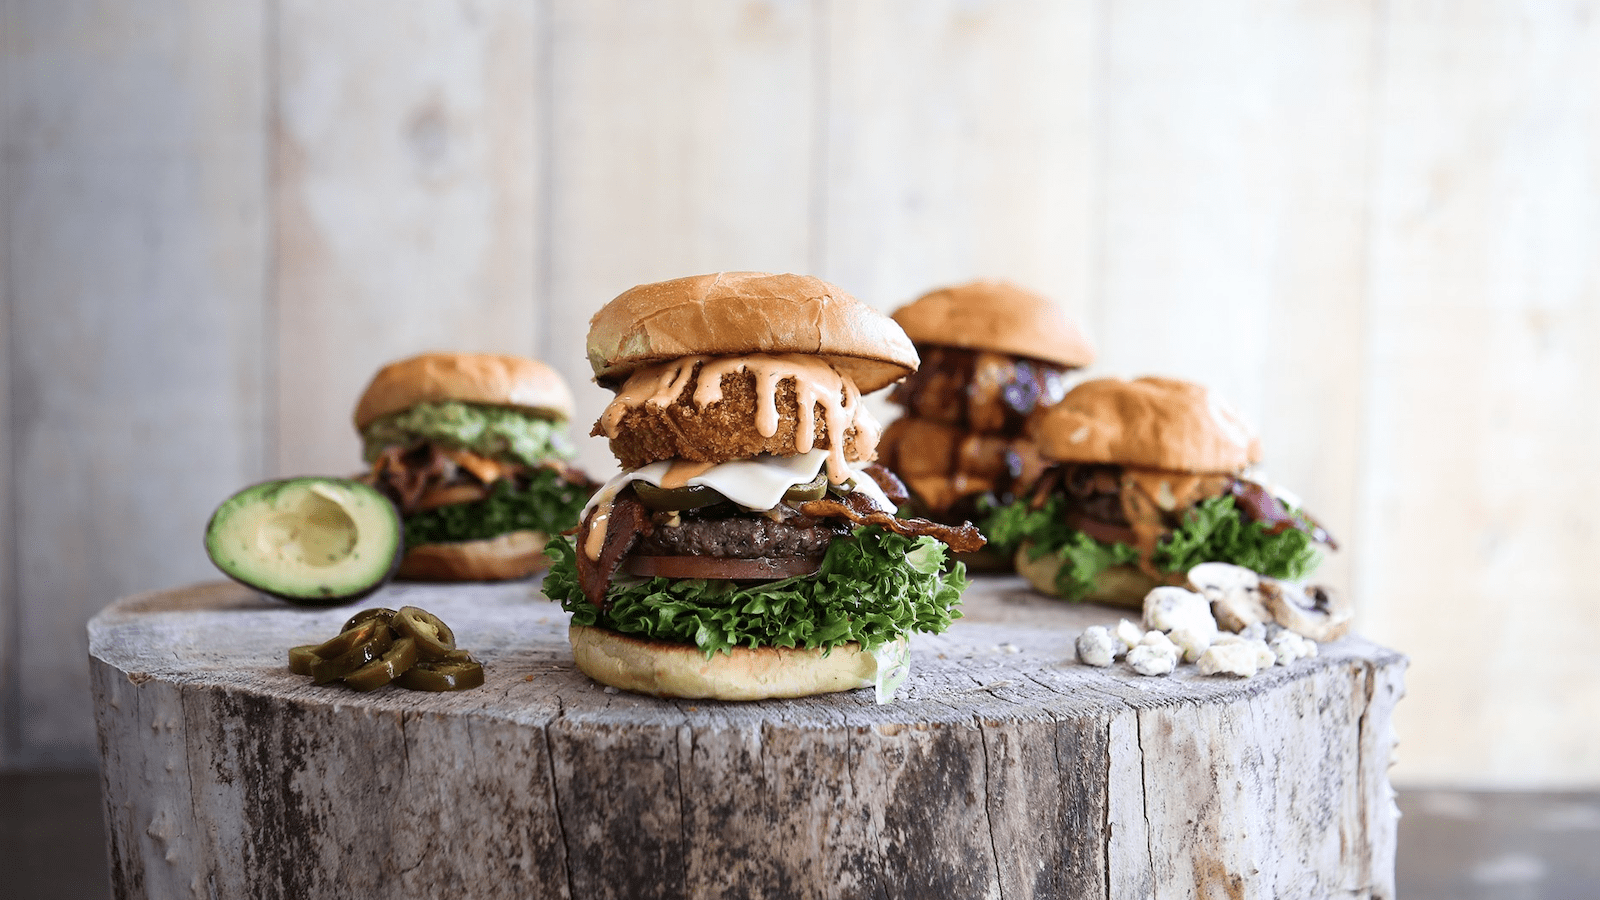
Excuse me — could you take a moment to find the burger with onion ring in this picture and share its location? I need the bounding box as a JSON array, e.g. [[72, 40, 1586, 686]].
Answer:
[[542, 272, 984, 700]]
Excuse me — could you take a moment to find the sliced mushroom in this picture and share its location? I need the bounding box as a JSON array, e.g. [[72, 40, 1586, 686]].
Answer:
[[1187, 562, 1269, 632], [1260, 579, 1352, 642]]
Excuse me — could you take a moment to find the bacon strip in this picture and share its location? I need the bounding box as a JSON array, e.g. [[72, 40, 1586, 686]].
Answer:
[[797, 493, 987, 554], [575, 493, 653, 612], [860, 463, 910, 507]]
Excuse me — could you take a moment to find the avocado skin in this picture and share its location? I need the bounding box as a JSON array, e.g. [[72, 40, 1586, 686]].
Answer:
[[204, 477, 404, 607]]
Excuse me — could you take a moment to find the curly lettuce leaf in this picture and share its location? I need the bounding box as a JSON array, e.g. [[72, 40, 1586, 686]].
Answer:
[[1153, 495, 1320, 581], [543, 525, 967, 658], [984, 493, 1321, 598], [404, 468, 590, 545]]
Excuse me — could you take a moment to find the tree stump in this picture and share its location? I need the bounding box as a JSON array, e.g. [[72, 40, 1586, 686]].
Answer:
[[90, 577, 1405, 899]]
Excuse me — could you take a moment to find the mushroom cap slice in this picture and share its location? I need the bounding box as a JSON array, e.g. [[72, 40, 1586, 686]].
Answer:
[[1187, 562, 1269, 632], [1260, 579, 1352, 642]]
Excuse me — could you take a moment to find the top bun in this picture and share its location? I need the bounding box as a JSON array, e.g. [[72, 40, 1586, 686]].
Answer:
[[1032, 376, 1260, 473], [891, 280, 1096, 368], [353, 352, 575, 428], [587, 272, 919, 393]]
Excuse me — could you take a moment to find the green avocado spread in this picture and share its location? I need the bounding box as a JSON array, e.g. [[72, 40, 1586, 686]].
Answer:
[[361, 401, 574, 467]]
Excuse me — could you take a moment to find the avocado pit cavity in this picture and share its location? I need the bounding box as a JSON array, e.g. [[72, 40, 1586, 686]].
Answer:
[[256, 484, 360, 567]]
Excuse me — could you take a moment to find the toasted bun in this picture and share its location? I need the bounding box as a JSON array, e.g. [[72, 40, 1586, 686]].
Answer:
[[587, 272, 919, 393], [354, 352, 574, 428], [1014, 541, 1170, 608], [397, 530, 551, 582], [892, 280, 1096, 368], [569, 624, 894, 700], [1031, 376, 1260, 474]]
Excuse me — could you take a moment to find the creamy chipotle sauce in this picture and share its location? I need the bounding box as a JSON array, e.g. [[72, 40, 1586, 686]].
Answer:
[[599, 353, 880, 485]]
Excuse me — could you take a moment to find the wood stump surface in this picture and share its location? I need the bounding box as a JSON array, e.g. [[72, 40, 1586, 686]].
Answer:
[[90, 576, 1405, 900]]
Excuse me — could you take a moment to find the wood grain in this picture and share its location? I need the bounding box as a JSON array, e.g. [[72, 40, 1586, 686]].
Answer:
[[0, 0, 269, 766], [1358, 0, 1600, 786], [1094, 0, 1378, 605], [819, 0, 1100, 322], [272, 0, 542, 477], [0, 0, 16, 768], [542, 0, 819, 480], [91, 577, 1405, 899]]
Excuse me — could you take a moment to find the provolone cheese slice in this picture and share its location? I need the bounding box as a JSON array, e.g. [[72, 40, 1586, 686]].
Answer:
[[582, 450, 895, 536]]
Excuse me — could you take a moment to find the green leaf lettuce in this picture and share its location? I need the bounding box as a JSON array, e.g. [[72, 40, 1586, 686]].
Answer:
[[543, 525, 967, 658], [403, 468, 591, 545], [987, 493, 1321, 600]]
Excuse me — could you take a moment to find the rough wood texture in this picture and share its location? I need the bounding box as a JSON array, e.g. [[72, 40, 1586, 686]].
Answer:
[[92, 577, 1404, 899]]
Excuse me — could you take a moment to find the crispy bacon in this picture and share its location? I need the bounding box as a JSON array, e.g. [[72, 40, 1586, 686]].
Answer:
[[575, 492, 653, 612], [860, 463, 910, 507], [366, 441, 594, 517], [796, 493, 987, 554]]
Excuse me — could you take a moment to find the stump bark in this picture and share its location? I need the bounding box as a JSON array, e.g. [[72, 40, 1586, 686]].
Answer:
[[90, 577, 1405, 899]]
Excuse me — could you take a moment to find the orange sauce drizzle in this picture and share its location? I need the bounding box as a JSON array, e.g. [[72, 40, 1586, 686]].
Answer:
[[598, 353, 880, 484]]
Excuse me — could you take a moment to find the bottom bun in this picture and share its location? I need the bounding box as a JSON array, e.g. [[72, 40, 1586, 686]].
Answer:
[[569, 624, 897, 700], [398, 530, 550, 582], [1014, 541, 1168, 608]]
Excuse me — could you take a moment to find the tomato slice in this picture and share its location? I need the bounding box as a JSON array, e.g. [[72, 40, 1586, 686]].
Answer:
[[623, 555, 822, 580]]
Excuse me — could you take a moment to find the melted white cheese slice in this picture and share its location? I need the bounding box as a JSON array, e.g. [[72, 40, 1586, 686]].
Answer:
[[582, 449, 894, 521]]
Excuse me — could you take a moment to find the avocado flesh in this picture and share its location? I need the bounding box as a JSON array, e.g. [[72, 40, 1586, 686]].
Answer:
[[206, 478, 402, 605]]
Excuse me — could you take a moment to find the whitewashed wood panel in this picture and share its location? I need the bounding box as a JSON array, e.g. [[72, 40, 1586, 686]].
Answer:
[[543, 0, 818, 478], [272, 0, 541, 477], [1094, 0, 1378, 602], [1359, 0, 1600, 786], [0, 2, 16, 768], [0, 0, 268, 766], [820, 0, 1100, 322]]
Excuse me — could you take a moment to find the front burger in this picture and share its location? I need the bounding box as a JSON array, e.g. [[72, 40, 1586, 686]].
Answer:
[[356, 352, 595, 581], [988, 376, 1336, 606], [542, 272, 984, 700]]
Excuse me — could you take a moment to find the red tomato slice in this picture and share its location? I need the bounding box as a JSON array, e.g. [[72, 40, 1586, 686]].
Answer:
[[623, 555, 822, 580]]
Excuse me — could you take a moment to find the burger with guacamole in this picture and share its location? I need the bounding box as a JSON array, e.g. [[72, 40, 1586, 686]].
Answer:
[[357, 352, 594, 581], [986, 376, 1336, 606], [542, 272, 983, 700]]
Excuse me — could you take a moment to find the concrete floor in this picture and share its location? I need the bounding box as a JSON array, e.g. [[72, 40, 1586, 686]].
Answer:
[[3, 772, 1596, 898]]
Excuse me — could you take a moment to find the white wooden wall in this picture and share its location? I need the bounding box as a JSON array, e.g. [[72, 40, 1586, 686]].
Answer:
[[2, 0, 1596, 788]]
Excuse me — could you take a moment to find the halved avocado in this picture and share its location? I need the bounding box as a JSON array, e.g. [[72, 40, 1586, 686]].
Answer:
[[205, 477, 403, 606]]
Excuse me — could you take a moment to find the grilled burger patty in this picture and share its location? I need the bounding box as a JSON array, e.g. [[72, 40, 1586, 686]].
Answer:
[[636, 507, 848, 559]]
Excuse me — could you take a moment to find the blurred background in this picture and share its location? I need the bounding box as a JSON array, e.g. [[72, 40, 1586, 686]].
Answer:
[[2, 0, 1597, 811]]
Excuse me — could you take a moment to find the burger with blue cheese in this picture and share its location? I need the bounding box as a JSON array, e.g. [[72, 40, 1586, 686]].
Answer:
[[543, 272, 983, 700]]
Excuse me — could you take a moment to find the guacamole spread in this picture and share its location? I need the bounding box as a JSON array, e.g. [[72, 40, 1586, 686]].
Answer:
[[361, 401, 573, 467]]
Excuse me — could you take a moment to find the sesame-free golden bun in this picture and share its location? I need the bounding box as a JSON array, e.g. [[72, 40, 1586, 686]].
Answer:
[[1031, 376, 1260, 474], [354, 352, 574, 428], [891, 280, 1096, 369], [586, 272, 920, 394], [396, 530, 552, 582], [1013, 542, 1167, 609], [569, 623, 897, 700]]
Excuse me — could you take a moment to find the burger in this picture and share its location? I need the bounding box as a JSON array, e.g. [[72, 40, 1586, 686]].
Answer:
[[987, 376, 1336, 606], [541, 272, 984, 700], [356, 352, 595, 581], [877, 280, 1096, 567]]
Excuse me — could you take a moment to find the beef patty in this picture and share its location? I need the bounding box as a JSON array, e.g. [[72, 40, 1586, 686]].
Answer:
[[635, 507, 849, 559]]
